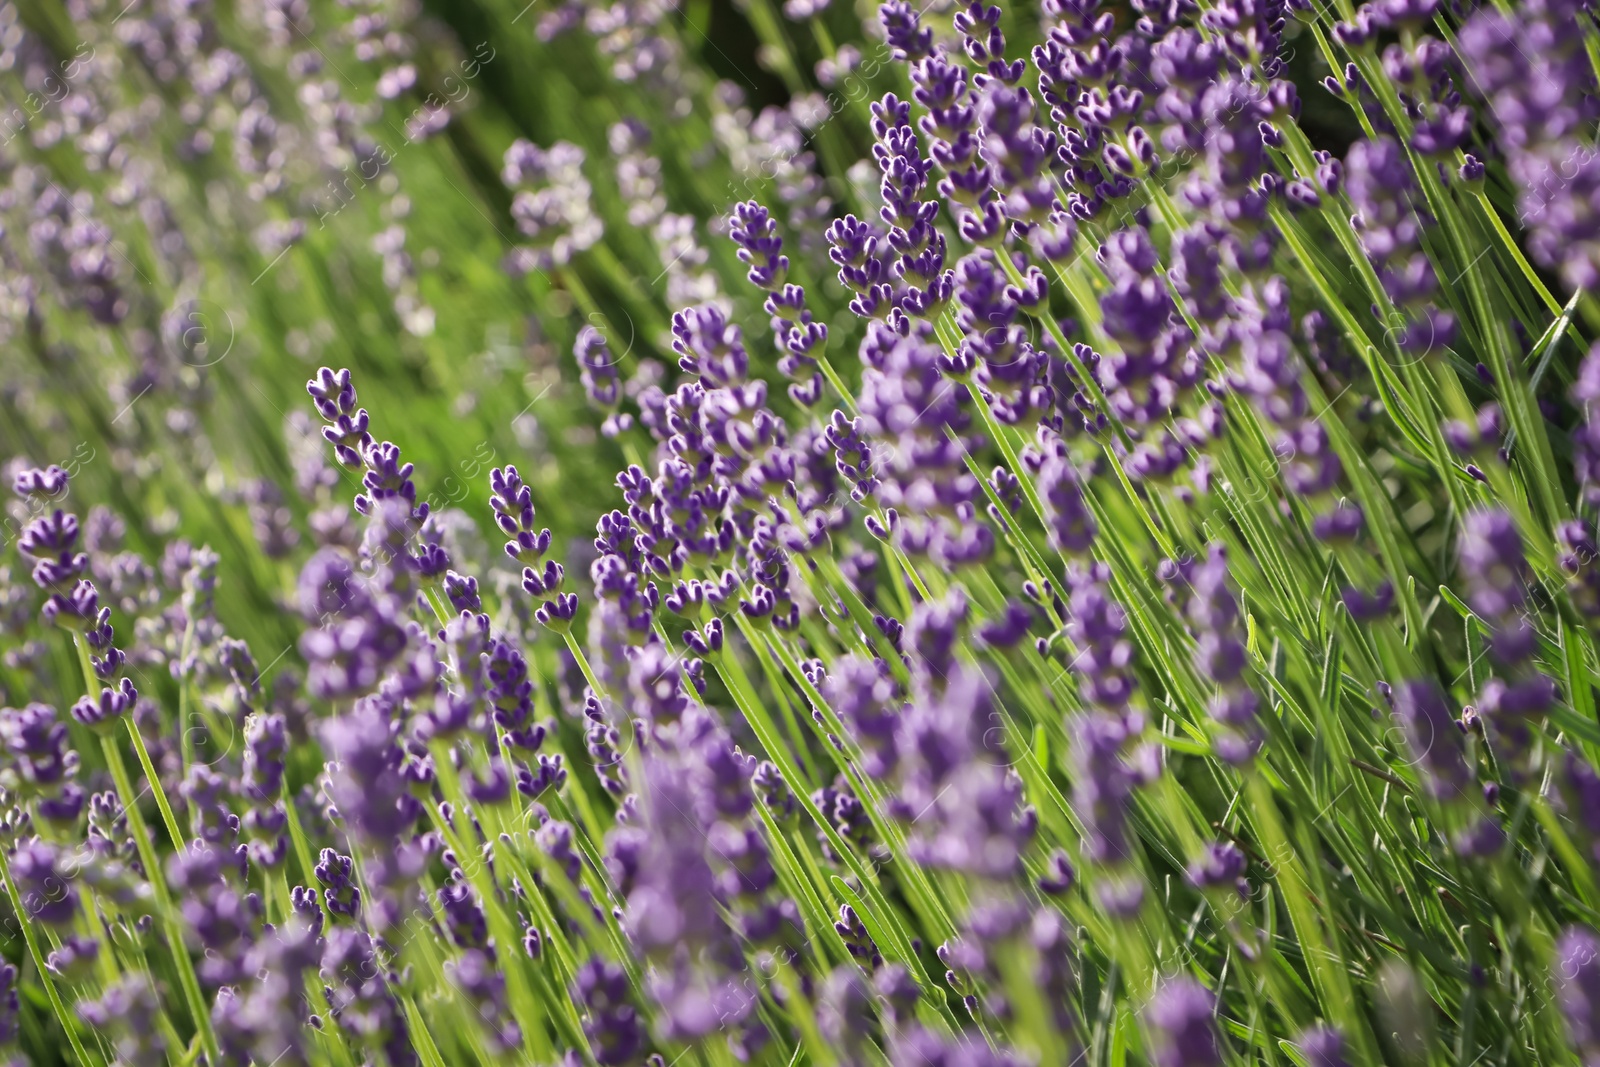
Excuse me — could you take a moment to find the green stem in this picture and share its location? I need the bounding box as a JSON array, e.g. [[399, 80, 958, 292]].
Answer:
[[1243, 773, 1376, 1063], [98, 734, 217, 1062], [0, 848, 98, 1066], [71, 634, 217, 1062], [427, 742, 557, 1062]]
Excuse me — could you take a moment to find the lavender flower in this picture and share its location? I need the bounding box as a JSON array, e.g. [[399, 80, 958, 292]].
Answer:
[[1062, 562, 1137, 719], [1458, 0, 1600, 291], [296, 548, 409, 701], [857, 323, 992, 567], [574, 958, 647, 1065], [879, 1, 932, 63], [576, 325, 631, 437], [78, 978, 167, 1067], [1561, 518, 1600, 623], [10, 838, 76, 925], [728, 200, 825, 405], [872, 95, 953, 320], [1170, 545, 1261, 763], [503, 140, 603, 273], [1097, 227, 1200, 429], [817, 966, 875, 1066], [1391, 679, 1474, 801], [1558, 926, 1600, 1065], [321, 925, 418, 1066], [1345, 136, 1455, 357], [626, 754, 755, 1043], [1149, 979, 1221, 1067], [1572, 344, 1600, 509], [954, 251, 1044, 424], [1458, 510, 1556, 771], [1072, 712, 1143, 915], [1299, 1025, 1350, 1067]]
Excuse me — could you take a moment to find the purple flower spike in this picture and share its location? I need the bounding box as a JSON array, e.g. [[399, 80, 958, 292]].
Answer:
[[1187, 841, 1248, 898], [1345, 137, 1456, 357], [0, 959, 16, 1043], [1339, 580, 1394, 624], [12, 838, 77, 926], [1, 701, 78, 802], [1392, 679, 1471, 801], [1456, 510, 1557, 777], [1097, 230, 1201, 430], [69, 677, 138, 735], [858, 324, 991, 568], [976, 600, 1032, 648], [576, 324, 624, 414], [1299, 1025, 1349, 1067], [1574, 344, 1600, 508], [296, 549, 410, 701], [725, 202, 827, 399], [242, 712, 289, 802], [826, 215, 889, 306], [976, 84, 1060, 227], [489, 465, 555, 566], [1459, 510, 1528, 623], [825, 410, 880, 502], [315, 848, 362, 920], [306, 367, 372, 471], [1459, 1, 1600, 292], [824, 655, 901, 778], [448, 948, 521, 1052], [12, 465, 68, 500], [19, 509, 87, 592], [1557, 926, 1600, 1064], [574, 958, 646, 1065], [1037, 848, 1076, 895], [752, 760, 793, 817], [673, 304, 750, 388], [879, 0, 932, 61], [1063, 563, 1137, 716], [1149, 979, 1222, 1067], [1560, 519, 1600, 621], [77, 978, 166, 1066], [502, 139, 603, 271], [1037, 432, 1097, 555], [536, 591, 580, 631], [320, 926, 415, 1060], [444, 571, 481, 613], [954, 252, 1042, 423], [1072, 712, 1137, 868], [728, 200, 789, 292], [818, 967, 875, 1065], [1312, 501, 1365, 546], [955, 1, 1024, 86]]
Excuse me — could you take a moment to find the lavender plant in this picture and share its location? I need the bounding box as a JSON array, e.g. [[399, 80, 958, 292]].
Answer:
[[2, 0, 1600, 1062]]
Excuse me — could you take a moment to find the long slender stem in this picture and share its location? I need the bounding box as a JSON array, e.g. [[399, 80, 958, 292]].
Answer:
[[98, 734, 217, 1062], [70, 633, 218, 1062], [0, 847, 98, 1067]]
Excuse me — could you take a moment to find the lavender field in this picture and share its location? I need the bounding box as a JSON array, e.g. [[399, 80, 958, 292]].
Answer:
[[0, 0, 1597, 1062]]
